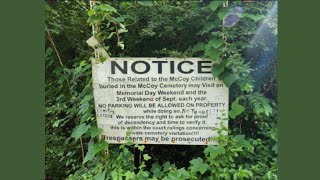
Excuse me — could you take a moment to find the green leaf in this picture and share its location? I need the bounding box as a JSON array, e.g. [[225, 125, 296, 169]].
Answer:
[[71, 123, 90, 140], [197, 22, 217, 35], [229, 99, 245, 119], [107, 32, 116, 39], [135, 144, 145, 151], [204, 145, 225, 159], [203, 22, 216, 31], [137, 1, 153, 6], [79, 102, 90, 114], [87, 9, 95, 16], [99, 4, 117, 12], [88, 127, 102, 138], [205, 39, 223, 60], [248, 93, 273, 116], [221, 72, 238, 87], [94, 171, 106, 180], [119, 23, 126, 29], [52, 119, 64, 128], [80, 112, 92, 123], [192, 43, 206, 53], [143, 154, 151, 161], [138, 145, 145, 151], [168, 170, 181, 179], [205, 48, 223, 60], [93, 141, 108, 154], [209, 1, 223, 12], [45, 47, 53, 56], [233, 135, 251, 148], [81, 94, 93, 104], [218, 11, 229, 20], [113, 16, 125, 23], [83, 140, 108, 164], [83, 139, 94, 164], [125, 171, 136, 180], [243, 13, 265, 22], [79, 60, 87, 67], [87, 15, 99, 25], [118, 28, 128, 34], [178, 168, 191, 179], [264, 104, 273, 116], [237, 77, 254, 93], [118, 41, 125, 50], [137, 171, 149, 178], [211, 61, 227, 77], [163, 161, 171, 172], [151, 163, 164, 178], [111, 170, 119, 179], [189, 157, 209, 174], [207, 38, 223, 49]]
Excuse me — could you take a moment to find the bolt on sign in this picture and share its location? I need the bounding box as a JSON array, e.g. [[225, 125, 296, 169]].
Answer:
[[92, 58, 228, 145]]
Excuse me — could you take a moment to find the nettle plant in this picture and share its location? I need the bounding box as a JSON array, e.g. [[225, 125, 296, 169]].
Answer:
[[50, 1, 278, 180], [87, 3, 128, 59]]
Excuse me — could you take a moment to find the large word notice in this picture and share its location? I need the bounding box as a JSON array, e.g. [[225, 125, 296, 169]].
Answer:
[[92, 58, 228, 145]]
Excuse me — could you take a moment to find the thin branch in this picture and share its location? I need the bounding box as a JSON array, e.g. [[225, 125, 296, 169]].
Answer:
[[46, 28, 85, 161], [45, 28, 71, 90], [80, 137, 85, 160], [264, 60, 277, 94]]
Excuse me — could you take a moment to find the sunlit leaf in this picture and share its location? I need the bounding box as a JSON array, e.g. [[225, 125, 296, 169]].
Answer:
[[71, 123, 90, 140]]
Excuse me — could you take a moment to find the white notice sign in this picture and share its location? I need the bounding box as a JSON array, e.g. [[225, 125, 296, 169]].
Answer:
[[92, 58, 228, 145]]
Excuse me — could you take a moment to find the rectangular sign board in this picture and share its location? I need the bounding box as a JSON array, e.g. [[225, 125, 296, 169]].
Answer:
[[92, 58, 228, 145]]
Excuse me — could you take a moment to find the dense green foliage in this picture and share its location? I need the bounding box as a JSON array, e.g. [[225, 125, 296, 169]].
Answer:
[[45, 1, 278, 179]]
